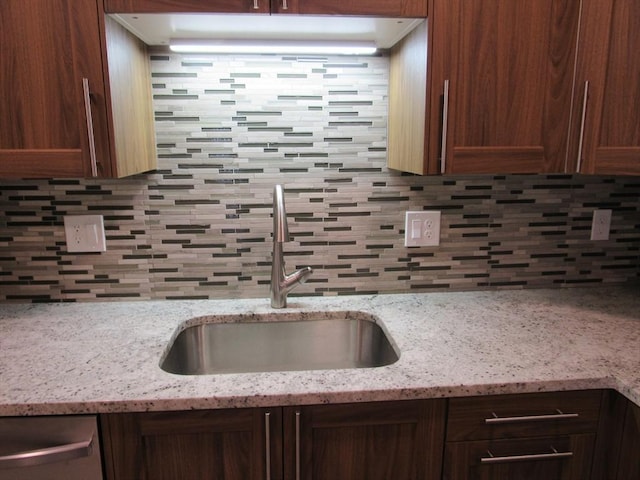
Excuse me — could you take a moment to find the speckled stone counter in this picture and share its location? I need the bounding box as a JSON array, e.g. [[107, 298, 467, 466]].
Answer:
[[0, 286, 638, 416]]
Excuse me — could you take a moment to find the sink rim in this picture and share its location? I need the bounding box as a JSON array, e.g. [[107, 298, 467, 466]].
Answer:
[[159, 310, 400, 375]]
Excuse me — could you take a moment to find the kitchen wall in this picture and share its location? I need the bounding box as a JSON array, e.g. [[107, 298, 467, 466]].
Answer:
[[1, 52, 639, 302]]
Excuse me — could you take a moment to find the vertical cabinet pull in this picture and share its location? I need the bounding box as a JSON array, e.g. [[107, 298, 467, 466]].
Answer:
[[81, 78, 98, 178], [576, 81, 589, 173], [282, 0, 289, 10], [440, 80, 450, 174], [252, 0, 259, 9], [295, 411, 301, 480], [264, 412, 271, 480]]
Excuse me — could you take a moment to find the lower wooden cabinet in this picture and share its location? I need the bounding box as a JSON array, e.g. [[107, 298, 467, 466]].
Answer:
[[442, 390, 602, 480], [100, 399, 447, 480], [100, 391, 639, 479]]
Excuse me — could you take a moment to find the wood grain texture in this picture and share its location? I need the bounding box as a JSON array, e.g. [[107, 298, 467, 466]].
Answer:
[[444, 434, 596, 480], [101, 408, 280, 480], [103, 15, 157, 177], [281, 0, 427, 17], [105, 0, 426, 16], [387, 21, 428, 174], [440, 0, 580, 174], [0, 0, 95, 177], [446, 390, 601, 442], [284, 399, 447, 480], [105, 0, 269, 13], [571, 0, 640, 175]]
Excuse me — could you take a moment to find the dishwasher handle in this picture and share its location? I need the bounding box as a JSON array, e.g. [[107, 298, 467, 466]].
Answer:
[[0, 437, 93, 469]]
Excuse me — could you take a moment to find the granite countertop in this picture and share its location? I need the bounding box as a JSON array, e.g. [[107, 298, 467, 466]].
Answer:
[[0, 286, 638, 416]]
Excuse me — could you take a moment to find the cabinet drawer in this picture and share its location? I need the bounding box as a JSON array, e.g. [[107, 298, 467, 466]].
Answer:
[[444, 434, 596, 480], [447, 390, 601, 442]]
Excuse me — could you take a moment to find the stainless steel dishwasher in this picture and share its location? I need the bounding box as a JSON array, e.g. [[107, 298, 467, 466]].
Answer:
[[0, 415, 103, 479]]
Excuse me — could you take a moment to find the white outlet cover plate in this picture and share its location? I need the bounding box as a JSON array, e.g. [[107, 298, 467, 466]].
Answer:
[[64, 215, 107, 253], [404, 211, 441, 247], [590, 209, 612, 241]]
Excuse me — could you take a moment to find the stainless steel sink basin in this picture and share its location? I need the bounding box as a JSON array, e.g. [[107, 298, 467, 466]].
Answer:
[[160, 312, 399, 374]]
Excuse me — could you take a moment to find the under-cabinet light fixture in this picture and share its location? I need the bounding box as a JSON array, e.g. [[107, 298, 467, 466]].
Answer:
[[169, 39, 377, 55]]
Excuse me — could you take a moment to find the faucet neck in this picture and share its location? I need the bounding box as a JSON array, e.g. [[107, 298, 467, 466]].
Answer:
[[273, 184, 290, 243]]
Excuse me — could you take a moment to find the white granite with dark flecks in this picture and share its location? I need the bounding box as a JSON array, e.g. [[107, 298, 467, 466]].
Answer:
[[0, 286, 638, 416]]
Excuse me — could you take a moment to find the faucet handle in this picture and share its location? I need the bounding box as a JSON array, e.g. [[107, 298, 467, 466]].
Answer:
[[273, 184, 290, 243]]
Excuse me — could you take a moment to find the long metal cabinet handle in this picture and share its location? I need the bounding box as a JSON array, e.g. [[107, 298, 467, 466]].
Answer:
[[264, 412, 271, 480], [575, 81, 589, 173], [282, 0, 289, 10], [481, 447, 573, 464], [440, 79, 450, 174], [295, 411, 301, 480], [82, 78, 99, 177], [252, 0, 259, 9], [0, 437, 93, 469], [485, 409, 579, 425]]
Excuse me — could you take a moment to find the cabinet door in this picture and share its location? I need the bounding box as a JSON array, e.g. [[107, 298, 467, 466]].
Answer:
[[0, 0, 107, 178], [428, 0, 580, 174], [105, 0, 270, 13], [568, 0, 640, 175], [101, 408, 282, 480], [273, 0, 427, 17], [283, 399, 446, 480], [443, 434, 596, 480], [617, 400, 640, 479]]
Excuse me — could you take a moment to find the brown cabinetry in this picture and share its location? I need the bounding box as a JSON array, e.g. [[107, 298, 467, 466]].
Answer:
[[389, 0, 581, 175], [443, 390, 601, 480], [0, 0, 156, 179], [568, 0, 640, 175], [101, 399, 446, 480], [105, 0, 426, 17]]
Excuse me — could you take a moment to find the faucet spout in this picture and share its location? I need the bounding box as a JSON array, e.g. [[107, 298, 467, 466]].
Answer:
[[270, 185, 313, 308]]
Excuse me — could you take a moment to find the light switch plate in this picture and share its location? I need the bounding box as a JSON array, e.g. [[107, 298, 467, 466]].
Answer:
[[64, 215, 107, 253], [404, 211, 441, 247]]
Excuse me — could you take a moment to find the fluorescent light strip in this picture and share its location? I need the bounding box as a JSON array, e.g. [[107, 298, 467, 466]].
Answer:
[[169, 39, 377, 55]]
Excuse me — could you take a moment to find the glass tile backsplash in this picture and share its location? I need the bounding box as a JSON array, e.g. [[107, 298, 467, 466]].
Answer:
[[0, 53, 638, 302]]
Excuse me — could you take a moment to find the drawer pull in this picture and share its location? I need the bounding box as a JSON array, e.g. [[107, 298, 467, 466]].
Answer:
[[481, 446, 573, 464], [485, 409, 579, 425]]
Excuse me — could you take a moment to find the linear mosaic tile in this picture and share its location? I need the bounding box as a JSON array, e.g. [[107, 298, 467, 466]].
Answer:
[[0, 53, 639, 303]]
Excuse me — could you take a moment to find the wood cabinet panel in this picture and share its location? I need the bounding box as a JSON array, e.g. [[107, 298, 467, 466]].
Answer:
[[0, 0, 103, 177], [106, 0, 426, 16], [447, 390, 601, 442], [105, 0, 269, 13], [276, 0, 427, 17], [569, 0, 640, 175], [444, 434, 596, 480], [0, 0, 156, 179], [431, 0, 580, 174], [284, 399, 447, 480], [101, 408, 281, 480]]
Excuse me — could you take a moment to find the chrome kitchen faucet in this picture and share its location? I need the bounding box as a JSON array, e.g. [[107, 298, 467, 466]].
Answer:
[[270, 185, 313, 308]]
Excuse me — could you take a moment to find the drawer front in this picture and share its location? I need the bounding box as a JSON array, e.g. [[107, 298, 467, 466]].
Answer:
[[444, 433, 597, 480], [447, 390, 602, 442]]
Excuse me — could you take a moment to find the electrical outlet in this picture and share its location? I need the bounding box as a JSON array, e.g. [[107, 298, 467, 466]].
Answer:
[[64, 215, 107, 253], [404, 211, 441, 247], [590, 209, 612, 241]]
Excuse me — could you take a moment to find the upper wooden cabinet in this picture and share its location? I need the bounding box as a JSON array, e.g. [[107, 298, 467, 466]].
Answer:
[[567, 0, 640, 176], [105, 0, 427, 16], [0, 0, 156, 179], [389, 0, 581, 175]]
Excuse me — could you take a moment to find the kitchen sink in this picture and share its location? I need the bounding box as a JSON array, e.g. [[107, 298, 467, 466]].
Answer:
[[160, 312, 399, 374]]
